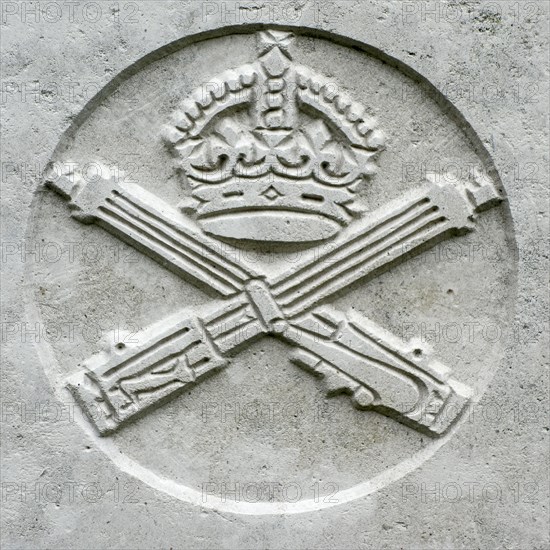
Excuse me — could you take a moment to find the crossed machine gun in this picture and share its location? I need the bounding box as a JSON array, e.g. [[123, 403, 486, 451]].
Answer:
[[48, 167, 503, 436]]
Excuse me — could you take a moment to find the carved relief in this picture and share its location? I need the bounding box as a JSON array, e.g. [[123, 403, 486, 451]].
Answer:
[[46, 30, 504, 440], [164, 30, 385, 244]]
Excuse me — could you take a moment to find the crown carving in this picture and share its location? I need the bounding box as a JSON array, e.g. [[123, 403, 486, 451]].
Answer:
[[164, 30, 385, 244]]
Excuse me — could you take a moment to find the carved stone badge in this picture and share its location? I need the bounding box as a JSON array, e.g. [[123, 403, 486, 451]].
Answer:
[[29, 28, 517, 513]]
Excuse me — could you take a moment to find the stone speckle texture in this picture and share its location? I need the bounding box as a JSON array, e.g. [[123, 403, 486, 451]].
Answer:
[[1, 1, 548, 548]]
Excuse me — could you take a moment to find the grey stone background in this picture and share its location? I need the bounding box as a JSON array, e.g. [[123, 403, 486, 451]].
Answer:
[[1, 1, 548, 548]]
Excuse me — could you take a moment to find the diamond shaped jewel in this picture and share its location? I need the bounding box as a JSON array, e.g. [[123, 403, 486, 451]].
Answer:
[[261, 185, 284, 201]]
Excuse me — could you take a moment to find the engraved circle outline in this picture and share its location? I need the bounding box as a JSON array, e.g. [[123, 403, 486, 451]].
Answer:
[[25, 24, 519, 515]]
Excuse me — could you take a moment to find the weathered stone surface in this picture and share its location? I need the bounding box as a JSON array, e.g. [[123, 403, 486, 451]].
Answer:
[[1, 2, 548, 548]]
